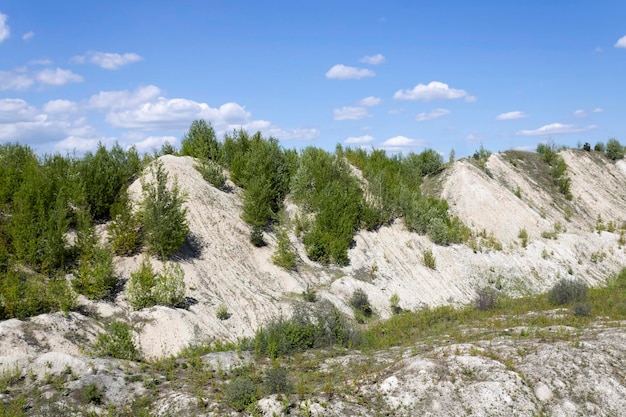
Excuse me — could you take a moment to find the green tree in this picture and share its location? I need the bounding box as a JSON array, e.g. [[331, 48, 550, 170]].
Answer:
[[126, 257, 156, 309], [180, 119, 221, 161], [108, 189, 141, 256], [605, 138, 624, 161], [140, 160, 189, 259]]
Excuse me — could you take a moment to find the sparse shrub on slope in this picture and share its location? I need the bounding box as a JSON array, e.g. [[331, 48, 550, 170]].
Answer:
[[226, 376, 257, 412], [127, 258, 185, 309], [548, 278, 588, 305], [536, 141, 572, 200], [108, 189, 141, 256], [93, 321, 138, 361], [140, 160, 189, 260], [272, 227, 297, 270]]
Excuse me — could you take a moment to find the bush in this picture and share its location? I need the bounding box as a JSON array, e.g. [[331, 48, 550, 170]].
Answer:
[[350, 288, 373, 317], [140, 160, 189, 260], [263, 366, 291, 395], [518, 228, 529, 248], [572, 303, 592, 317], [548, 278, 588, 305], [225, 376, 257, 411], [153, 262, 186, 307], [389, 293, 401, 315], [93, 321, 138, 361], [594, 141, 606, 152], [474, 286, 499, 311], [216, 303, 230, 320], [126, 257, 156, 309], [302, 285, 317, 302], [195, 160, 226, 189], [73, 246, 117, 300], [108, 190, 141, 256], [272, 228, 296, 270], [250, 225, 266, 247], [83, 382, 103, 405], [422, 248, 436, 269], [605, 138, 624, 161]]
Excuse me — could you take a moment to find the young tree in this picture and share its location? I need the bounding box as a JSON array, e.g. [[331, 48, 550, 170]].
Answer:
[[605, 138, 624, 161], [108, 189, 141, 256], [140, 160, 189, 259]]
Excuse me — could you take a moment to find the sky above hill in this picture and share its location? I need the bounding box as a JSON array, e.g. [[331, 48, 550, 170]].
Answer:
[[1, 1, 625, 157]]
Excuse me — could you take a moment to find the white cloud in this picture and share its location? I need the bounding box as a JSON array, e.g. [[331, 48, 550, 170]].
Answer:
[[89, 85, 162, 110], [0, 98, 37, 122], [592, 107, 603, 113], [358, 96, 381, 107], [22, 31, 34, 41], [496, 111, 528, 120], [615, 35, 626, 48], [54, 136, 118, 153], [43, 99, 78, 115], [359, 54, 386, 65], [89, 52, 143, 70], [573, 109, 587, 118], [516, 123, 596, 136], [388, 108, 404, 115], [345, 135, 374, 144], [133, 136, 178, 153], [380, 136, 425, 148], [416, 108, 451, 122], [326, 64, 375, 80], [0, 70, 34, 90], [333, 106, 369, 121], [394, 81, 475, 102], [0, 13, 9, 44], [36, 68, 83, 85]]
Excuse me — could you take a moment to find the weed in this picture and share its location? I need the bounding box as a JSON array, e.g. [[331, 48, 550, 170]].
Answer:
[[423, 248, 436, 269]]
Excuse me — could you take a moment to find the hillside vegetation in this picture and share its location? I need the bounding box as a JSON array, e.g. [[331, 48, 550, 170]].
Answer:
[[1, 123, 626, 415]]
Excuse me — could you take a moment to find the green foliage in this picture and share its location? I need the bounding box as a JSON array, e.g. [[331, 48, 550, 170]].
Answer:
[[180, 119, 221, 162], [302, 285, 317, 302], [127, 258, 185, 309], [518, 228, 529, 248], [108, 190, 141, 256], [225, 376, 257, 411], [605, 138, 624, 161], [422, 248, 436, 269], [194, 159, 226, 189], [415, 148, 444, 176], [153, 262, 186, 307], [271, 228, 296, 270], [140, 160, 189, 259], [0, 143, 38, 210], [350, 288, 373, 317], [253, 301, 360, 358], [79, 143, 141, 221], [263, 366, 291, 395], [93, 320, 138, 361], [216, 303, 230, 320], [250, 225, 266, 247], [126, 257, 156, 309], [594, 141, 605, 152], [536, 141, 572, 199], [548, 278, 588, 305], [83, 382, 103, 405], [572, 303, 592, 317], [389, 293, 401, 314], [73, 245, 117, 300]]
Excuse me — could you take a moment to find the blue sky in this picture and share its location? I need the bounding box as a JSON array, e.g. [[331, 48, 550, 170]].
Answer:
[[1, 1, 625, 157]]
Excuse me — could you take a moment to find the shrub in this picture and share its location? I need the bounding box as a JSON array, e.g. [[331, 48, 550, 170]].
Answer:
[[83, 382, 103, 405], [572, 303, 592, 317], [225, 376, 257, 411], [594, 141, 606, 152], [272, 228, 296, 270], [350, 288, 373, 317], [263, 366, 291, 395], [583, 142, 591, 151], [216, 303, 230, 320], [518, 228, 529, 248], [108, 190, 141, 256], [195, 160, 226, 189], [474, 286, 499, 311], [389, 293, 402, 315], [250, 225, 266, 247], [302, 285, 317, 302], [93, 321, 138, 361], [605, 138, 624, 161], [73, 246, 117, 300], [422, 248, 436, 269], [126, 257, 156, 309], [153, 262, 186, 307], [548, 278, 588, 305], [140, 160, 189, 260]]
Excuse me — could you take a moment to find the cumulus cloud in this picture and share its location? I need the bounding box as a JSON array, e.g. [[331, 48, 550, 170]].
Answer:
[[516, 123, 596, 136], [573, 109, 587, 118], [592, 107, 603, 113], [43, 99, 79, 115], [358, 96, 381, 107], [416, 108, 450, 122], [333, 106, 369, 121], [29, 59, 53, 66], [22, 31, 34, 41], [359, 54, 386, 65], [89, 85, 162, 110], [394, 81, 475, 102], [36, 68, 83, 85], [379, 136, 426, 152], [73, 51, 143, 70], [0, 70, 34, 90], [615, 35, 626, 48], [345, 135, 374, 144], [326, 64, 375, 80], [0, 13, 9, 43], [0, 98, 38, 122], [54, 136, 118, 153], [132, 136, 178, 153], [496, 111, 528, 120]]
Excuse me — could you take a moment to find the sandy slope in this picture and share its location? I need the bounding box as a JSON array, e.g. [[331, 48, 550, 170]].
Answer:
[[1, 151, 625, 360]]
